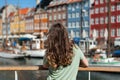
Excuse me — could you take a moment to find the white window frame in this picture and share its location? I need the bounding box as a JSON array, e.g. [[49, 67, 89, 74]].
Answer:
[[95, 18, 99, 24], [111, 16, 115, 23], [111, 5, 115, 12], [117, 4, 120, 11], [95, 8, 99, 14], [111, 29, 115, 37], [100, 17, 104, 24], [91, 18, 94, 25], [95, 0, 99, 5], [117, 15, 120, 22], [117, 28, 120, 36]]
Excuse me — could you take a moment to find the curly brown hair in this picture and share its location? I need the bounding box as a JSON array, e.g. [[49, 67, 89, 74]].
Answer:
[[45, 23, 74, 69]]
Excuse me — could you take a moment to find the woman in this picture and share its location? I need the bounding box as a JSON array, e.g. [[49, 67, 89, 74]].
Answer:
[[43, 23, 88, 80]]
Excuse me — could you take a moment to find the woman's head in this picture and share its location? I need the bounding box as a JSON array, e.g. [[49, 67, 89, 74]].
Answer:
[[45, 23, 73, 69]]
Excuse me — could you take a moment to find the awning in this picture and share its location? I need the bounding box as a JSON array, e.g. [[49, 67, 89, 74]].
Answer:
[[19, 37, 32, 41]]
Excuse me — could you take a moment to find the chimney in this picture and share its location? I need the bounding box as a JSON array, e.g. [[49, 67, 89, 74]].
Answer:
[[36, 0, 40, 5]]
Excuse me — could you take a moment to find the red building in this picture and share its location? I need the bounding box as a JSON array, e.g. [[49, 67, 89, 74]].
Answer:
[[90, 0, 120, 43]]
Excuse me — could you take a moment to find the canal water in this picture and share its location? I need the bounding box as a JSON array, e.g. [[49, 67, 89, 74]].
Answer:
[[0, 58, 119, 80]]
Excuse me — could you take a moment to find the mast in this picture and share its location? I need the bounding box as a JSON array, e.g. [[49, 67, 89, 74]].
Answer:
[[5, 0, 8, 41], [107, 0, 111, 57], [18, 0, 20, 37]]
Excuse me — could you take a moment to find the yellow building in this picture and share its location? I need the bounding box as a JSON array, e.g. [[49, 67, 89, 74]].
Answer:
[[9, 12, 15, 34], [10, 8, 29, 35]]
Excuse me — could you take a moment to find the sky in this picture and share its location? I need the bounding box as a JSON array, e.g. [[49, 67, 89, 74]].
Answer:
[[0, 0, 36, 8]]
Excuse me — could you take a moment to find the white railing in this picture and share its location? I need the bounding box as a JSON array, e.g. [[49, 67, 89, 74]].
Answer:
[[0, 65, 119, 80]]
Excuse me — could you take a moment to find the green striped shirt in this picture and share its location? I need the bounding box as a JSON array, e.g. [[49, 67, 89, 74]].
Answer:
[[44, 45, 85, 80]]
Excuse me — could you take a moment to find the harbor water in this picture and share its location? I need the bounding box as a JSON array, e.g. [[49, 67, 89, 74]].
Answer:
[[0, 58, 119, 80]]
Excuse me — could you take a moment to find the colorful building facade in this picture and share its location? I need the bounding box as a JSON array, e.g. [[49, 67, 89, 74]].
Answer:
[[39, 10, 48, 34], [47, 0, 67, 28], [25, 8, 35, 34], [67, 0, 90, 40], [90, 0, 120, 41]]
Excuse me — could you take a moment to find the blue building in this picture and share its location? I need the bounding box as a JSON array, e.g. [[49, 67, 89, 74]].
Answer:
[[67, 0, 90, 41]]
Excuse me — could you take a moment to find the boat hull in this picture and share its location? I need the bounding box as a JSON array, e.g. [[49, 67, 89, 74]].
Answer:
[[24, 49, 46, 58], [0, 52, 25, 59]]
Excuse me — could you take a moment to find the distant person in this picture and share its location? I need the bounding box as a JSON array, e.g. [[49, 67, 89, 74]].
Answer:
[[43, 23, 88, 80]]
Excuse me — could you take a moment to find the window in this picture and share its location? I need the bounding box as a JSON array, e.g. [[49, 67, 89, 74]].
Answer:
[[68, 22, 72, 28], [58, 7, 61, 11], [76, 3, 79, 9], [76, 12, 79, 18], [84, 21, 89, 27], [111, 5, 115, 12], [62, 13, 66, 19], [72, 22, 75, 28], [49, 9, 52, 13], [68, 4, 72, 10], [111, 29, 115, 37], [100, 17, 104, 24], [76, 22, 79, 28], [76, 32, 79, 37], [72, 13, 75, 18], [62, 6, 66, 10], [117, 28, 120, 36], [95, 18, 99, 24], [72, 5, 75, 11], [91, 18, 94, 25], [117, 15, 120, 22], [100, 7, 104, 13], [58, 14, 61, 19], [68, 14, 71, 18], [85, 2, 88, 7], [54, 14, 56, 20], [95, 0, 99, 5], [91, 9, 94, 14], [100, 0, 104, 4], [84, 11, 88, 16], [95, 8, 99, 14], [105, 17, 108, 24], [111, 16, 115, 23], [49, 15, 52, 21], [111, 0, 115, 2], [117, 4, 120, 11]]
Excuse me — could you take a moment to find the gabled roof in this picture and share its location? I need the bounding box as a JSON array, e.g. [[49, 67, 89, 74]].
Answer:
[[19, 8, 29, 15]]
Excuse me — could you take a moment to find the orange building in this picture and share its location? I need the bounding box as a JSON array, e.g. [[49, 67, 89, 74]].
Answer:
[[34, 10, 48, 37], [39, 10, 48, 34]]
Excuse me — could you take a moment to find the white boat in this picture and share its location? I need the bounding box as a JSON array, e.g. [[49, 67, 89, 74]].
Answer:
[[24, 49, 46, 58], [0, 52, 25, 59], [88, 58, 120, 66]]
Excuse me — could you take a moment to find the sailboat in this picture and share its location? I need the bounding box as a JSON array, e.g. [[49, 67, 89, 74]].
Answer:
[[0, 0, 25, 59]]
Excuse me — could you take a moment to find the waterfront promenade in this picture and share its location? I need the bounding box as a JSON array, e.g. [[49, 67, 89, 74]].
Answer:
[[0, 57, 119, 80]]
